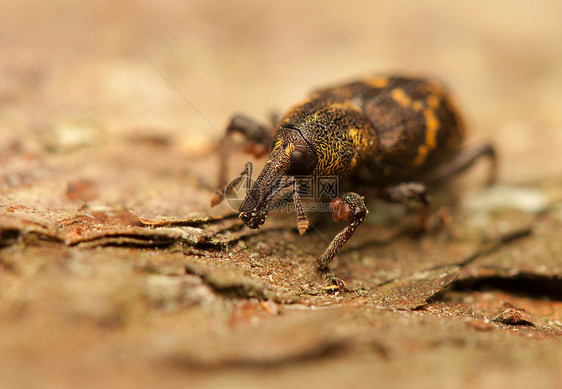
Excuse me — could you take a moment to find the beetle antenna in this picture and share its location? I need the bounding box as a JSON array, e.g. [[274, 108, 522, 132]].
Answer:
[[245, 162, 253, 193], [210, 162, 253, 207]]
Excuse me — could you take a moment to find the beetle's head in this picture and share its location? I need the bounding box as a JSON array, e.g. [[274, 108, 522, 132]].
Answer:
[[239, 127, 317, 229]]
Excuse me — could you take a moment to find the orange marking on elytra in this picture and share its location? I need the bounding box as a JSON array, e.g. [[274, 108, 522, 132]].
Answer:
[[412, 108, 441, 166], [365, 77, 389, 88], [391, 88, 412, 107], [427, 95, 440, 109], [412, 100, 423, 111], [412, 145, 429, 166], [423, 108, 440, 149]]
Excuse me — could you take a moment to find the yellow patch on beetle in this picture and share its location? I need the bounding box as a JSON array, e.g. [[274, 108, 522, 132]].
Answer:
[[423, 108, 440, 148], [284, 142, 295, 156], [412, 100, 424, 111], [390, 88, 412, 107], [412, 108, 441, 166], [348, 126, 373, 158], [412, 145, 429, 166], [365, 77, 389, 88], [266, 138, 284, 163], [427, 94, 440, 109], [328, 102, 361, 112]]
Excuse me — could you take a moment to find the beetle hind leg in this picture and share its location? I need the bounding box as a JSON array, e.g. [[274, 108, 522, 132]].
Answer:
[[317, 192, 368, 271], [423, 143, 497, 186]]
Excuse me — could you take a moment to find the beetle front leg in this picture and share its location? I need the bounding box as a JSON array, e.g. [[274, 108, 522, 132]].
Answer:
[[261, 175, 311, 234], [317, 192, 368, 271], [218, 114, 273, 188]]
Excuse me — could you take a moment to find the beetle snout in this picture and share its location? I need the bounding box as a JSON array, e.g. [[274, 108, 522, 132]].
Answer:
[[239, 208, 268, 229], [239, 187, 270, 229]]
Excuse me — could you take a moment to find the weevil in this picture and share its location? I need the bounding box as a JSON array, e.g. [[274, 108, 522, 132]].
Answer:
[[211, 75, 496, 271]]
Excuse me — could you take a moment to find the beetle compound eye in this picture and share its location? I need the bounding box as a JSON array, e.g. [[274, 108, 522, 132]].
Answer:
[[289, 150, 308, 175]]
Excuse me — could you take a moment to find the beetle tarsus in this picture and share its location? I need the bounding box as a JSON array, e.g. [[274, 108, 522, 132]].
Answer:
[[318, 192, 367, 270]]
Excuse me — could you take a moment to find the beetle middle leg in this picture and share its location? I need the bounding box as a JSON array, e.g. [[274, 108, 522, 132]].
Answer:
[[317, 192, 368, 270], [379, 182, 430, 231]]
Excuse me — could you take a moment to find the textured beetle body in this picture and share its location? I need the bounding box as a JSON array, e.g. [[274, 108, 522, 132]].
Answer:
[[278, 76, 464, 186], [212, 74, 496, 273]]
